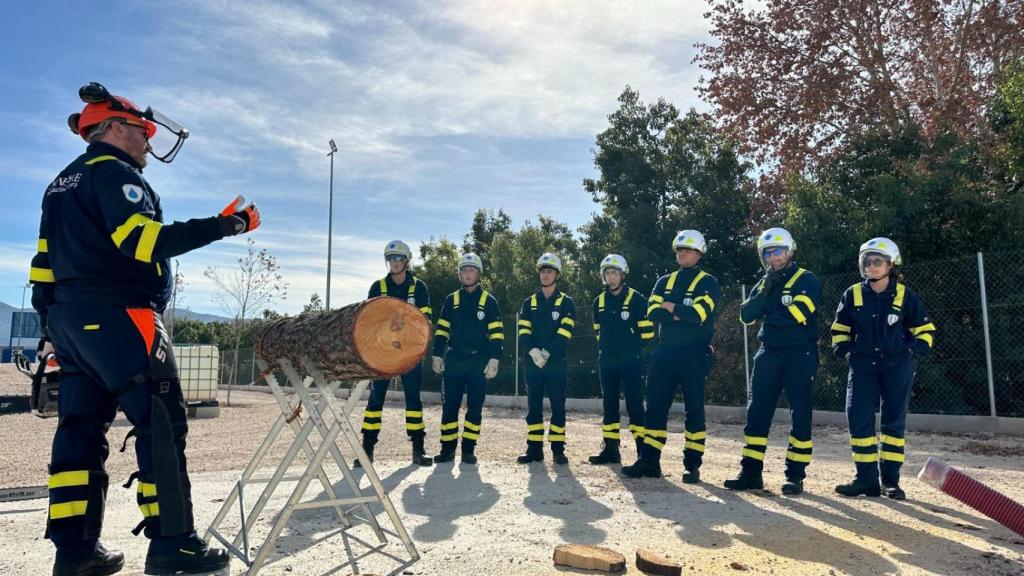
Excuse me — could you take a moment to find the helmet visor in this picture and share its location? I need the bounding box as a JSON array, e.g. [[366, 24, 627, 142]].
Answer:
[[143, 107, 189, 163]]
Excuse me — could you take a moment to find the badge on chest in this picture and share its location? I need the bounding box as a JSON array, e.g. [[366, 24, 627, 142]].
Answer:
[[781, 295, 793, 306], [477, 311, 485, 320], [887, 313, 899, 326], [551, 311, 560, 321], [621, 310, 630, 320]]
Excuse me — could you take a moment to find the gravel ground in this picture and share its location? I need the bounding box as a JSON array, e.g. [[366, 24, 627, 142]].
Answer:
[[1, 364, 1023, 576]]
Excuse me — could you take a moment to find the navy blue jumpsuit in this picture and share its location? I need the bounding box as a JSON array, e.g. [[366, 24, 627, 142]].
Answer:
[[738, 264, 821, 481], [518, 290, 576, 454], [830, 279, 936, 485], [360, 275, 432, 444]]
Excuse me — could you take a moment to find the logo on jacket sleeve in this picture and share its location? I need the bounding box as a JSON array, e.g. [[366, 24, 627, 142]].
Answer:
[[123, 184, 144, 203]]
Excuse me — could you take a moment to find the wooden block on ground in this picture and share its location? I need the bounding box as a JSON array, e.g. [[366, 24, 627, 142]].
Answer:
[[553, 544, 626, 573], [636, 548, 682, 576]]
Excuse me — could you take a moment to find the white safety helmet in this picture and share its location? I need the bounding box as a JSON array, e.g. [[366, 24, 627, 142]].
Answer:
[[384, 239, 412, 260], [600, 254, 629, 275], [858, 237, 902, 278], [536, 252, 563, 273], [457, 252, 483, 273], [672, 230, 707, 254], [756, 227, 796, 269]]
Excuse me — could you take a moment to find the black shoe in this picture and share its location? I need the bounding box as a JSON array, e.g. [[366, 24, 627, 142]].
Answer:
[[883, 483, 906, 500], [782, 480, 804, 496], [682, 468, 701, 484], [723, 472, 763, 491], [412, 437, 434, 466], [53, 543, 124, 576], [621, 459, 662, 478], [144, 533, 229, 576], [588, 441, 621, 465], [835, 479, 881, 497], [434, 449, 456, 463], [552, 451, 569, 465], [461, 450, 478, 465], [354, 440, 375, 468], [635, 438, 645, 456], [516, 446, 544, 464]]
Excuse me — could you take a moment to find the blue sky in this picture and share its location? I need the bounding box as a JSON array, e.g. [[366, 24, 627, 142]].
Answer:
[[0, 0, 710, 315]]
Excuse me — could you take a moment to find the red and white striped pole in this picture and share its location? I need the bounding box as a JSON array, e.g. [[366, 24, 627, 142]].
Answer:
[[918, 457, 1024, 536]]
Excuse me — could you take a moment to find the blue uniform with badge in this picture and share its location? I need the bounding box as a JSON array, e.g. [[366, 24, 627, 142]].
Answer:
[[738, 263, 821, 481], [642, 267, 721, 471], [360, 275, 432, 444], [29, 142, 228, 553], [518, 290, 576, 454], [830, 279, 936, 485]]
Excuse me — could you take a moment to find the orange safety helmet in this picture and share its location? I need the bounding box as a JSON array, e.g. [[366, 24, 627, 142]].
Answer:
[[68, 86, 157, 142]]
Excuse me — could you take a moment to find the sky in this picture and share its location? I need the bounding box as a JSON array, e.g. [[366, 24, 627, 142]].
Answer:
[[0, 0, 711, 315]]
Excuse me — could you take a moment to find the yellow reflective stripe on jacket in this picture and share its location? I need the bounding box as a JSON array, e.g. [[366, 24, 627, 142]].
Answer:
[[379, 278, 388, 295], [479, 290, 489, 309], [784, 268, 806, 289], [30, 267, 55, 283], [786, 304, 807, 325], [792, 294, 815, 313], [831, 334, 851, 344], [453, 291, 460, 308], [665, 271, 679, 293], [598, 292, 605, 311], [852, 284, 863, 307], [560, 317, 575, 327], [530, 294, 538, 310], [84, 154, 118, 165], [623, 288, 635, 307], [894, 283, 906, 309], [910, 323, 936, 335], [135, 220, 162, 263], [685, 271, 707, 294], [831, 321, 851, 333]]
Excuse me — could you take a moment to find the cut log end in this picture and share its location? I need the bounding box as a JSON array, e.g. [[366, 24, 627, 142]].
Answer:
[[553, 544, 626, 573], [636, 548, 682, 576], [354, 297, 432, 377]]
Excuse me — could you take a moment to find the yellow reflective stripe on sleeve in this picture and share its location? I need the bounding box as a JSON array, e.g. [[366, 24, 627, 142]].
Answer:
[[37, 239, 48, 253], [793, 294, 815, 313], [435, 329, 450, 338], [788, 436, 813, 449], [684, 430, 706, 440], [684, 441, 706, 452], [880, 451, 905, 462], [832, 334, 851, 344], [518, 319, 532, 327], [910, 323, 936, 335], [744, 436, 768, 446], [853, 453, 879, 463], [647, 304, 660, 315], [640, 332, 654, 340], [50, 501, 88, 519], [137, 482, 157, 498], [693, 294, 715, 311], [879, 434, 905, 447], [556, 328, 572, 339], [916, 333, 934, 347], [831, 322, 851, 333], [83, 324, 100, 331], [637, 320, 654, 328], [518, 329, 532, 336], [850, 436, 877, 447], [592, 323, 601, 331], [649, 294, 664, 304], [741, 448, 765, 460], [488, 321, 502, 330], [30, 267, 55, 283], [560, 317, 575, 326], [894, 283, 906, 308], [135, 220, 162, 263], [685, 271, 707, 293], [48, 471, 89, 489], [784, 268, 806, 289], [692, 302, 708, 323], [852, 284, 863, 307], [437, 318, 451, 328], [111, 213, 155, 248], [84, 154, 118, 165], [786, 304, 807, 325], [785, 451, 812, 463]]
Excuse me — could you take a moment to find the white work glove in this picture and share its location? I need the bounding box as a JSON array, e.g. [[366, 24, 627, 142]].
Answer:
[[483, 358, 499, 380], [432, 355, 445, 374], [529, 347, 547, 368], [541, 349, 551, 361]]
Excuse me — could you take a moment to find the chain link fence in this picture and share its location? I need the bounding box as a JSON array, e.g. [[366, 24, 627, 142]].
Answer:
[[211, 250, 1024, 418]]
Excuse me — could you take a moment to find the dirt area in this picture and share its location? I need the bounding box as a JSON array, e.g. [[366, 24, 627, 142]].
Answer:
[[1, 364, 1022, 576]]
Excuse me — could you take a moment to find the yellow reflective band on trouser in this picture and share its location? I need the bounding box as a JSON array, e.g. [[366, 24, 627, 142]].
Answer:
[[49, 471, 89, 489], [880, 434, 905, 446], [364, 410, 383, 418], [30, 267, 55, 283], [853, 453, 879, 463], [405, 422, 425, 431], [744, 435, 768, 446], [361, 422, 382, 430], [741, 448, 765, 461], [548, 435, 566, 442], [602, 430, 620, 439], [832, 334, 851, 344], [556, 328, 572, 339], [405, 410, 423, 418], [139, 502, 160, 517], [644, 436, 665, 450], [786, 451, 812, 463], [629, 424, 646, 439], [602, 423, 619, 431], [549, 424, 565, 434], [527, 435, 545, 442], [464, 421, 481, 432], [441, 433, 459, 441], [137, 482, 157, 498], [786, 304, 807, 325], [463, 432, 480, 440], [880, 451, 905, 462], [527, 423, 545, 432], [831, 322, 852, 333], [440, 422, 459, 430], [684, 441, 705, 452], [788, 436, 813, 449], [50, 501, 88, 520], [850, 436, 876, 447], [684, 430, 706, 441], [463, 422, 481, 440], [437, 318, 451, 329]]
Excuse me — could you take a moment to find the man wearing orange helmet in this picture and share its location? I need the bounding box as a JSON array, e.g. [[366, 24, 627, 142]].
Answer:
[[29, 83, 256, 576]]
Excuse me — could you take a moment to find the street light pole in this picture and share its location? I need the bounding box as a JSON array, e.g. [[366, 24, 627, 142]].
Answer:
[[326, 139, 338, 311], [19, 282, 29, 349]]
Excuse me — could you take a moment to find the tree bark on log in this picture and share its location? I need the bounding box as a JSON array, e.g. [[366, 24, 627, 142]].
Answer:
[[635, 548, 682, 576], [256, 297, 431, 381]]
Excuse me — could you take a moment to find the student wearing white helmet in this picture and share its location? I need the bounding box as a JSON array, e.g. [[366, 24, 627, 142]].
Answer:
[[517, 253, 576, 465], [588, 254, 655, 465], [830, 238, 936, 500], [623, 231, 721, 481], [357, 240, 434, 468], [725, 228, 820, 495], [431, 253, 503, 464]]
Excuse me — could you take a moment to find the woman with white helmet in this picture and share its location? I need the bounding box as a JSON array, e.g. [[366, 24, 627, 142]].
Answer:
[[517, 253, 577, 465], [830, 238, 936, 500], [357, 240, 435, 467], [725, 228, 820, 496], [430, 253, 504, 464], [588, 254, 655, 465], [622, 231, 721, 482]]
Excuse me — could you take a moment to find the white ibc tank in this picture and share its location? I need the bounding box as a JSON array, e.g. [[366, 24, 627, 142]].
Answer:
[[173, 344, 219, 403]]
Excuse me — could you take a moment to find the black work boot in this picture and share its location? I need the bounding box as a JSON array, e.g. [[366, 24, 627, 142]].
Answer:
[[781, 480, 804, 496], [144, 532, 229, 575], [882, 482, 906, 500], [621, 458, 662, 478], [516, 443, 544, 464], [434, 445, 456, 463], [682, 467, 701, 484], [588, 440, 621, 465], [552, 450, 569, 465], [723, 471, 764, 491], [53, 542, 124, 576], [353, 436, 375, 468], [411, 436, 433, 466], [635, 437, 645, 456], [835, 478, 881, 497], [461, 446, 478, 465]]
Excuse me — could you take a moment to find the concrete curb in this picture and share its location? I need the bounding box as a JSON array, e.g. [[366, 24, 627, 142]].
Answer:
[[219, 384, 1024, 436]]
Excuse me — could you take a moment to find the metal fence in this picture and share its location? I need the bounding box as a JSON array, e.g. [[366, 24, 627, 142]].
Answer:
[[219, 250, 1024, 418]]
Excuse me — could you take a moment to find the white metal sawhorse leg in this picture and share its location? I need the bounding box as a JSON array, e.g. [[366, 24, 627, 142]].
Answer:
[[204, 357, 419, 574]]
